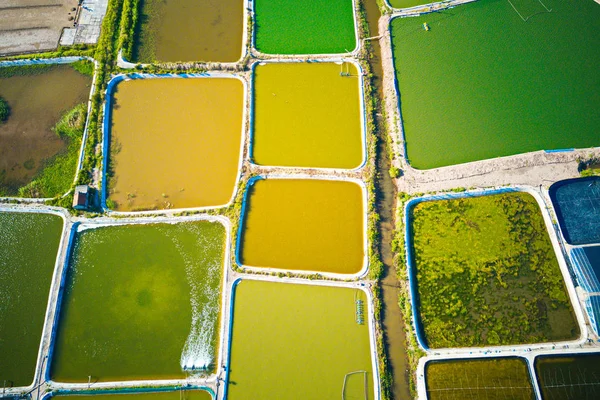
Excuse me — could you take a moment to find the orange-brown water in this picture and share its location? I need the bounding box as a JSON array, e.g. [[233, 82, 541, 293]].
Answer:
[[108, 78, 243, 211]]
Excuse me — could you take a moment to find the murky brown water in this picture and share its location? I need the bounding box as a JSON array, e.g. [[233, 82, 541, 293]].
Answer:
[[132, 0, 244, 63], [363, 0, 411, 398], [0, 65, 91, 194], [108, 78, 244, 211]]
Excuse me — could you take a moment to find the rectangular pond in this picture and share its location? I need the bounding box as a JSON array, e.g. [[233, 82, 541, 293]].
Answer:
[[238, 178, 366, 275], [49, 391, 212, 400], [408, 191, 579, 348], [50, 220, 226, 382], [549, 177, 600, 245], [425, 357, 534, 400], [535, 353, 600, 399], [227, 280, 376, 399], [132, 0, 243, 63], [0, 62, 92, 197], [254, 0, 357, 54], [106, 76, 243, 211], [0, 211, 64, 387], [390, 0, 600, 169], [252, 62, 364, 169]]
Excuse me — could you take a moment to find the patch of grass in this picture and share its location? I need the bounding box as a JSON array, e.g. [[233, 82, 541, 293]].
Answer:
[[411, 192, 579, 348], [0, 96, 9, 122], [71, 60, 95, 77], [18, 103, 87, 198], [254, 0, 356, 54]]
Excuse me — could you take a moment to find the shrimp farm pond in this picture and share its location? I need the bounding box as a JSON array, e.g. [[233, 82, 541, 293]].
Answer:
[[0, 211, 63, 387], [391, 0, 600, 169], [238, 178, 365, 275], [535, 353, 600, 399], [107, 77, 243, 211], [252, 62, 364, 169], [132, 0, 243, 63], [0, 62, 92, 197], [50, 391, 212, 400], [409, 191, 579, 348], [227, 280, 375, 400], [425, 357, 535, 400], [50, 220, 225, 382]]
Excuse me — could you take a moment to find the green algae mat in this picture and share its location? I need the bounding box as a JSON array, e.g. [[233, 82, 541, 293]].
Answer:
[[0, 212, 63, 387], [51, 391, 212, 400], [50, 220, 225, 381], [391, 0, 600, 169], [239, 179, 365, 274], [252, 62, 363, 169], [227, 280, 374, 399], [410, 192, 579, 348], [426, 358, 534, 400], [254, 0, 357, 54]]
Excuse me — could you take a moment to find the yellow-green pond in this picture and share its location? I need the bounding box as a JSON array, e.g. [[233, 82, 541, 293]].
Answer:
[[239, 179, 365, 274], [227, 280, 375, 399], [108, 78, 243, 211]]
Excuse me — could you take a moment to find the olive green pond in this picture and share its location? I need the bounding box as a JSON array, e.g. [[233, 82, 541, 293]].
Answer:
[[0, 211, 63, 387], [227, 280, 374, 399], [239, 179, 365, 274], [50, 220, 225, 381], [391, 0, 600, 169]]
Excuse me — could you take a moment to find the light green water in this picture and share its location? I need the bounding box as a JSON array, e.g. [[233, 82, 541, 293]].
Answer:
[[51, 391, 212, 400], [227, 280, 374, 399], [50, 221, 225, 382], [391, 0, 600, 169], [252, 63, 363, 169], [0, 212, 63, 387], [239, 179, 365, 274]]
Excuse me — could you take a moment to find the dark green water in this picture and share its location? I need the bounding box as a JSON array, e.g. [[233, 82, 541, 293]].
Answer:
[[535, 353, 600, 400], [51, 391, 212, 400], [391, 0, 600, 169], [50, 221, 225, 382], [0, 211, 63, 387]]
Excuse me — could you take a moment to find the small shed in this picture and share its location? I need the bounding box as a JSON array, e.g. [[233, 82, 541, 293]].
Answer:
[[73, 185, 90, 210]]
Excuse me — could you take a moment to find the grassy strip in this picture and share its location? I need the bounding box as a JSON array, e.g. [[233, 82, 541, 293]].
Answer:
[[411, 192, 579, 348], [18, 104, 87, 198]]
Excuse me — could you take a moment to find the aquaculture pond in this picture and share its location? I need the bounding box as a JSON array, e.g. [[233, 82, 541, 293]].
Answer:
[[549, 177, 600, 245], [50, 391, 212, 400], [50, 220, 225, 382], [535, 353, 600, 400], [409, 192, 578, 348], [426, 358, 534, 400], [227, 280, 374, 399], [107, 77, 243, 211], [252, 62, 363, 169], [0, 211, 63, 387], [390, 0, 600, 169], [239, 179, 365, 274], [132, 0, 243, 63], [0, 63, 92, 196], [254, 0, 356, 54]]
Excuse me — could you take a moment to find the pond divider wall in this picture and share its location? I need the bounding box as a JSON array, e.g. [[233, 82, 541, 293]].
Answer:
[[234, 174, 370, 279], [222, 276, 381, 400], [403, 186, 588, 352], [247, 59, 368, 173], [101, 73, 248, 215], [248, 0, 361, 58], [44, 214, 232, 393], [0, 57, 99, 201]]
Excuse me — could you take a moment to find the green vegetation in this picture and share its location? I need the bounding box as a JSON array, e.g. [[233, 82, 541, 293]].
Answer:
[[411, 192, 579, 348], [254, 0, 356, 54], [0, 96, 9, 123], [19, 103, 87, 198], [391, 0, 600, 169]]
